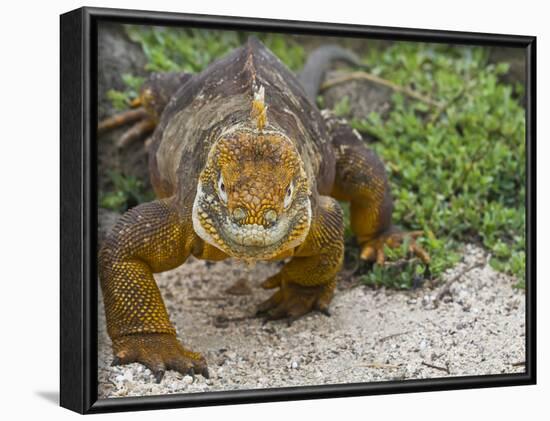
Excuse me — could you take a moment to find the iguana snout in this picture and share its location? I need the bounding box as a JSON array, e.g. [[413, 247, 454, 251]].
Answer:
[[192, 128, 311, 259]]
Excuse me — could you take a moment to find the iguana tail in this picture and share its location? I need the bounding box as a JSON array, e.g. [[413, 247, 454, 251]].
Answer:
[[298, 45, 365, 102]]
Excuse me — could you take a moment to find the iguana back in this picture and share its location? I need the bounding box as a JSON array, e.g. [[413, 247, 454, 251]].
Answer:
[[148, 37, 335, 203]]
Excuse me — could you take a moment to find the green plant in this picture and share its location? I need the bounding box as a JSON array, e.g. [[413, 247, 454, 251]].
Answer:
[[342, 43, 525, 286], [100, 171, 154, 212], [125, 26, 306, 72], [106, 74, 145, 110], [107, 26, 306, 112], [333, 96, 351, 117]]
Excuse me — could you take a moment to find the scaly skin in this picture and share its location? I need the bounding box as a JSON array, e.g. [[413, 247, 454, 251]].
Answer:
[[324, 111, 430, 265], [99, 37, 428, 383], [99, 198, 210, 379]]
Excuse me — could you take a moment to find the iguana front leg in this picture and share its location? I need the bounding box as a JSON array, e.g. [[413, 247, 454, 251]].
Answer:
[[257, 195, 344, 322], [99, 198, 210, 382], [324, 111, 430, 265]]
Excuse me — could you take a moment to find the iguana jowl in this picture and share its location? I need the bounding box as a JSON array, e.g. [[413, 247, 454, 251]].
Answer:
[[99, 37, 429, 383]]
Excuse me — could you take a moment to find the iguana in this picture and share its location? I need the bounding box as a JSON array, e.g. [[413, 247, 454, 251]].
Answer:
[[99, 37, 429, 383]]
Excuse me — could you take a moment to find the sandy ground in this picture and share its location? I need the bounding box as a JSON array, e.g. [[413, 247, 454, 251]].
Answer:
[[97, 244, 525, 399]]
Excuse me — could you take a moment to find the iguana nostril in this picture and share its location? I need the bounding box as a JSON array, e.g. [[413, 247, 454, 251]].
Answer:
[[264, 209, 278, 224], [233, 207, 246, 221]]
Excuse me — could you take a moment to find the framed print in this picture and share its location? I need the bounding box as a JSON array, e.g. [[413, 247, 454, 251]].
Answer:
[[60, 7, 536, 414]]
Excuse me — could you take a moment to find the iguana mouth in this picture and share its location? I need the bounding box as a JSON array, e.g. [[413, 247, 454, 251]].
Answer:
[[192, 194, 311, 259], [225, 220, 292, 247]]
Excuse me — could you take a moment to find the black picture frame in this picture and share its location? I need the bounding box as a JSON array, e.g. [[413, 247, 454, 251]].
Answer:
[[60, 6, 536, 414]]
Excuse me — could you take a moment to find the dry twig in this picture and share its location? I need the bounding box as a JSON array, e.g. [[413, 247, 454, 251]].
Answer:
[[378, 331, 411, 343], [356, 362, 402, 370], [421, 361, 450, 374], [433, 261, 484, 307], [321, 71, 442, 108], [188, 296, 227, 301]]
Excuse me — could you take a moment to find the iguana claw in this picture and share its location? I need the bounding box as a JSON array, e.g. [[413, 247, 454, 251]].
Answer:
[[257, 279, 335, 324], [111, 333, 208, 384], [154, 369, 165, 383], [360, 228, 430, 265]]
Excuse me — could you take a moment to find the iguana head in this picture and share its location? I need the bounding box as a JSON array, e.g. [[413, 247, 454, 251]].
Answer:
[[192, 126, 312, 260]]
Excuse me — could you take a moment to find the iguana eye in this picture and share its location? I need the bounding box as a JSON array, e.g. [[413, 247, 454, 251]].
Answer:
[[284, 181, 294, 208], [218, 174, 228, 203]]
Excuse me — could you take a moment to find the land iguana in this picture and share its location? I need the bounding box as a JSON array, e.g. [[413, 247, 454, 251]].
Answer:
[[98, 38, 430, 383]]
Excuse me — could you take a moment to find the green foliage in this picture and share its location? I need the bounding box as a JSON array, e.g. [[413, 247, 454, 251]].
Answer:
[[126, 27, 242, 73], [106, 89, 130, 111], [125, 26, 306, 73], [343, 43, 525, 285], [333, 96, 351, 117], [100, 171, 154, 212], [360, 237, 460, 290], [257, 33, 306, 72], [107, 74, 145, 110], [106, 26, 305, 111]]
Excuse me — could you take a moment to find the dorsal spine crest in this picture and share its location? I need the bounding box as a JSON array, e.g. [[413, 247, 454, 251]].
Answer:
[[251, 85, 268, 132]]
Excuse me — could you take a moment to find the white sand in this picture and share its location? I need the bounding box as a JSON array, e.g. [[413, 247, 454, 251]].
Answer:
[[98, 244, 525, 398]]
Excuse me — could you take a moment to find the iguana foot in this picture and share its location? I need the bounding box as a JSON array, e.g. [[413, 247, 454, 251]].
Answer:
[[359, 227, 430, 265], [111, 333, 209, 383], [97, 107, 156, 149], [256, 277, 335, 324], [97, 107, 148, 134]]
